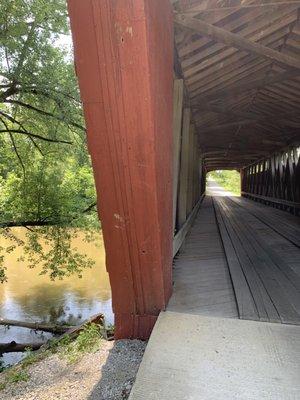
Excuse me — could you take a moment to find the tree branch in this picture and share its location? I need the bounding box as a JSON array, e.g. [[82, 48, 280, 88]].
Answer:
[[4, 99, 85, 131], [0, 129, 72, 144], [9, 132, 26, 177], [0, 110, 45, 154], [0, 202, 97, 228]]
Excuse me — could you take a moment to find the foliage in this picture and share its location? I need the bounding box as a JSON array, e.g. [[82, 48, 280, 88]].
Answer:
[[208, 170, 241, 195], [0, 0, 99, 281], [61, 323, 103, 363]]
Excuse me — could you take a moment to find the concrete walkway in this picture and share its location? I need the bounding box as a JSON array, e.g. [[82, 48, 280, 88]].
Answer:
[[129, 311, 300, 400]]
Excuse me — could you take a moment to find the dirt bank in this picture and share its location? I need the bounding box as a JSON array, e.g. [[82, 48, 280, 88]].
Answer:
[[0, 339, 146, 400]]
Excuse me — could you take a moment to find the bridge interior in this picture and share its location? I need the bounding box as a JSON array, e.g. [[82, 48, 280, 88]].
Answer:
[[173, 0, 300, 174], [171, 0, 300, 328], [169, 181, 300, 326]]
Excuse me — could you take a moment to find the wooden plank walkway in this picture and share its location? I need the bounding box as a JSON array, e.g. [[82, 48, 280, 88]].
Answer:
[[215, 196, 300, 325], [168, 194, 300, 326], [167, 196, 238, 318]]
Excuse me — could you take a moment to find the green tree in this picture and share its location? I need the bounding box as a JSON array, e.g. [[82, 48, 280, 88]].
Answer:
[[0, 0, 99, 282], [208, 170, 241, 195]]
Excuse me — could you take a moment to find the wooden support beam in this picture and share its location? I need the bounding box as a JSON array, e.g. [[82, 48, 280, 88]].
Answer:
[[174, 13, 300, 71], [172, 79, 184, 232], [192, 137, 199, 206], [68, 0, 173, 340], [187, 124, 196, 214], [177, 109, 191, 228]]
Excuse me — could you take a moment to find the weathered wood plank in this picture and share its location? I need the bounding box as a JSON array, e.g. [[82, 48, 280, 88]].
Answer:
[[187, 124, 196, 214], [215, 198, 279, 322], [213, 199, 259, 321], [177, 108, 191, 228], [217, 196, 300, 325], [231, 196, 300, 247], [173, 194, 204, 257], [172, 79, 184, 232]]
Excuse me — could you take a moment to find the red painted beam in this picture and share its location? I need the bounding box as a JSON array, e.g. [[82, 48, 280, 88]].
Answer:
[[67, 0, 174, 339]]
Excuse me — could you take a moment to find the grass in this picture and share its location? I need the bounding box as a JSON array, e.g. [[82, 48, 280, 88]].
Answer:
[[61, 323, 103, 363], [7, 370, 29, 383], [0, 323, 104, 391], [208, 170, 241, 195]]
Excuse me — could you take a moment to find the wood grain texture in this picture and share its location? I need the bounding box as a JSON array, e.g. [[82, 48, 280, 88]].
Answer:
[[215, 196, 300, 325], [68, 0, 173, 339], [172, 79, 184, 232]]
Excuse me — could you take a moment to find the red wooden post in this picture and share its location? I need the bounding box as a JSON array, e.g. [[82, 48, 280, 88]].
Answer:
[[67, 0, 174, 339]]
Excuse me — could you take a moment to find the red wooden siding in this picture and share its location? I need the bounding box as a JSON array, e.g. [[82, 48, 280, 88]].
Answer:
[[67, 0, 174, 339]]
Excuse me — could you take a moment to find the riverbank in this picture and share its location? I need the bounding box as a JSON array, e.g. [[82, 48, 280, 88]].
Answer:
[[0, 228, 113, 368], [0, 338, 146, 400]]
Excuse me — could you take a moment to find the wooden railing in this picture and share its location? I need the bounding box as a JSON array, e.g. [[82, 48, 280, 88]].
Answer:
[[242, 191, 300, 210], [241, 145, 300, 215]]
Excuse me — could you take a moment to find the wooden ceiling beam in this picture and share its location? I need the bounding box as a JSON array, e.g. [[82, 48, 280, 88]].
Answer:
[[174, 13, 300, 70], [199, 135, 287, 147], [198, 120, 255, 134], [179, 1, 300, 14], [190, 69, 300, 104], [193, 104, 300, 124]]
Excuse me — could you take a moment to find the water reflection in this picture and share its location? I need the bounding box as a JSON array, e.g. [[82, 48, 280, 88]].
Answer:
[[0, 229, 112, 367]]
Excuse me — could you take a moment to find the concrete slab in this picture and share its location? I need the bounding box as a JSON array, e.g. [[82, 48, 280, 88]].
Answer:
[[129, 311, 300, 400]]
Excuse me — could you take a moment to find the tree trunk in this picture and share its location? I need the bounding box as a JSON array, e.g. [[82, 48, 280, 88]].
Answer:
[[0, 318, 74, 334]]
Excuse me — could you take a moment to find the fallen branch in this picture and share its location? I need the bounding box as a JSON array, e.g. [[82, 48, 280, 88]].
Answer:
[[0, 313, 110, 354], [63, 313, 105, 339], [0, 318, 74, 334], [0, 341, 44, 353]]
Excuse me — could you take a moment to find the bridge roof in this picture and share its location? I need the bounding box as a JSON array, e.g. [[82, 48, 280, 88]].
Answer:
[[172, 0, 300, 170]]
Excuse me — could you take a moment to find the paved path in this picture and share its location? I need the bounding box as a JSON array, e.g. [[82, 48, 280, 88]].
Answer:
[[130, 312, 300, 400], [206, 178, 237, 197]]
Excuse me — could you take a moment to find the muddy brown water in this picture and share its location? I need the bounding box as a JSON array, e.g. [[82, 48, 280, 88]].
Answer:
[[0, 229, 112, 367]]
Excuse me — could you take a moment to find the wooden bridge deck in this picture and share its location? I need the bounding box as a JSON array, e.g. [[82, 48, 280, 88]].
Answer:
[[168, 195, 300, 326], [130, 193, 300, 400]]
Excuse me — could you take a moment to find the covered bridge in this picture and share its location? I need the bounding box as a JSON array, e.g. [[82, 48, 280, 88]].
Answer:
[[67, 0, 300, 339]]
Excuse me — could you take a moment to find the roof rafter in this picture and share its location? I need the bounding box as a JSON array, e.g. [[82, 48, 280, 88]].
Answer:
[[179, 1, 300, 14], [174, 13, 300, 70], [190, 69, 300, 103]]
